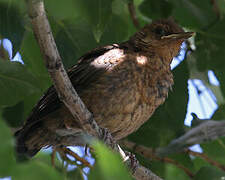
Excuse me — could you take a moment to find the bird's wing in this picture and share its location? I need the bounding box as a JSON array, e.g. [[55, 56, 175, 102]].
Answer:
[[26, 44, 120, 125]]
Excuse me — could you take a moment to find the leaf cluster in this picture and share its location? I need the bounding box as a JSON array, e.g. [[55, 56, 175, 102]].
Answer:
[[0, 0, 225, 179]]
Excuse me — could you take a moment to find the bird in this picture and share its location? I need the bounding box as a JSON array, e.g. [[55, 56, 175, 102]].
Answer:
[[15, 19, 194, 157]]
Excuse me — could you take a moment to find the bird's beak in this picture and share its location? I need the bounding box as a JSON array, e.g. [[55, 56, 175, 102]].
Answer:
[[161, 32, 195, 40]]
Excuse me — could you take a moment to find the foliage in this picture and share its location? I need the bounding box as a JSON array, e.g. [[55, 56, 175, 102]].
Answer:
[[0, 0, 225, 179]]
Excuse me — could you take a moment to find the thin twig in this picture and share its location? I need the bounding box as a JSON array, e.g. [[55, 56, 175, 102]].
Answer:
[[51, 147, 56, 167], [210, 0, 221, 19], [27, 0, 162, 179], [120, 140, 194, 179], [185, 149, 225, 172], [57, 147, 91, 168], [202, 0, 220, 32], [128, 0, 140, 29], [60, 147, 92, 168]]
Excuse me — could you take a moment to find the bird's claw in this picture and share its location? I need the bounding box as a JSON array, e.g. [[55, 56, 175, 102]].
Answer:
[[101, 128, 116, 149], [124, 151, 139, 174]]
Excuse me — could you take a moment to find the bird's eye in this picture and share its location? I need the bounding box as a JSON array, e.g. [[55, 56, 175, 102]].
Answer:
[[154, 27, 166, 36]]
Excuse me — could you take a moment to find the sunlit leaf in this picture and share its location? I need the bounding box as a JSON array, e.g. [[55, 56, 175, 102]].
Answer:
[[89, 141, 132, 180]]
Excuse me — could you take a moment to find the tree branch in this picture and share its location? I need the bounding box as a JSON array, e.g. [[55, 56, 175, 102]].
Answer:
[[120, 140, 194, 178], [26, 0, 162, 179], [128, 0, 140, 29], [121, 119, 225, 159], [185, 149, 225, 172], [210, 0, 221, 19], [156, 119, 225, 156], [27, 0, 100, 139]]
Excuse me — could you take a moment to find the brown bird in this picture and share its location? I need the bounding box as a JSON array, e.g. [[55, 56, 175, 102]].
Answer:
[[15, 19, 194, 157]]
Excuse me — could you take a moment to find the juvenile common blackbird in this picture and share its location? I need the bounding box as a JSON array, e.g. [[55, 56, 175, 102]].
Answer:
[[15, 19, 194, 157]]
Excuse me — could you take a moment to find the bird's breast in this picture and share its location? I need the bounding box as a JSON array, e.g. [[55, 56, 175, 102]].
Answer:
[[81, 53, 173, 140]]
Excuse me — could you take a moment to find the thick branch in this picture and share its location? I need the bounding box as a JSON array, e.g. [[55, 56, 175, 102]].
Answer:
[[27, 0, 100, 138], [156, 120, 225, 156], [121, 119, 225, 158], [26, 0, 162, 179]]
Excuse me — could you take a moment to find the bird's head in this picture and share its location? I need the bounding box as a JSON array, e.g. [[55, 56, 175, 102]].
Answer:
[[130, 19, 194, 60]]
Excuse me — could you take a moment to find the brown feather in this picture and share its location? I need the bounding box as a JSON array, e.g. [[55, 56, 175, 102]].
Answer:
[[15, 19, 193, 157]]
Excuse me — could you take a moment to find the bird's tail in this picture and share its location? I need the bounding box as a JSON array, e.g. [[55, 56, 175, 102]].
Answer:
[[15, 121, 48, 157]]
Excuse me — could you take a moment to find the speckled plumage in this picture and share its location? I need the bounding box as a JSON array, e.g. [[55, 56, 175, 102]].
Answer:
[[15, 19, 193, 156]]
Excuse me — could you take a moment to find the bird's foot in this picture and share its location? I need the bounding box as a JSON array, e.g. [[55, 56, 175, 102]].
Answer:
[[100, 128, 116, 149], [124, 151, 139, 174]]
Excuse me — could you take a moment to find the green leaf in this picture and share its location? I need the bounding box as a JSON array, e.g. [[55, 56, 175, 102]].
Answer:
[[192, 157, 209, 171], [135, 153, 166, 178], [197, 104, 225, 163], [99, 14, 130, 44], [194, 166, 225, 180], [2, 101, 24, 127], [45, 0, 79, 20], [112, 0, 141, 32], [0, 117, 16, 177], [55, 19, 98, 69], [89, 141, 132, 180], [168, 153, 194, 171], [3, 92, 44, 130], [67, 169, 83, 180], [74, 0, 113, 42], [20, 31, 52, 91], [195, 18, 225, 98], [217, 0, 225, 15], [11, 161, 62, 180], [165, 164, 190, 180], [0, 2, 25, 55], [0, 42, 10, 60], [169, 0, 216, 29], [33, 152, 62, 169], [128, 61, 189, 147], [214, 70, 225, 99], [200, 137, 225, 165], [0, 60, 41, 107], [136, 153, 193, 180], [212, 104, 225, 120], [22, 92, 44, 122], [139, 0, 173, 19], [0, 115, 62, 179]]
